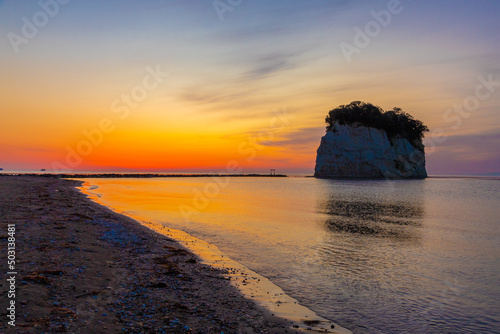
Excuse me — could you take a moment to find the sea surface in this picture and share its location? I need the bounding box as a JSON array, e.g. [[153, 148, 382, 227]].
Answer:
[[81, 176, 500, 333]]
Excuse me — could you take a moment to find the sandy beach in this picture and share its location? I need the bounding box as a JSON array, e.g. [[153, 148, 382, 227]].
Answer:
[[0, 176, 300, 333]]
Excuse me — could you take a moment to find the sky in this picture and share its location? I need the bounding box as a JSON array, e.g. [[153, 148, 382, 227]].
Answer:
[[1, 0, 499, 175]]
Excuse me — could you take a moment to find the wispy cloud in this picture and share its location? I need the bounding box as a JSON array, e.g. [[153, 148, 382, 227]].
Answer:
[[242, 52, 297, 80], [260, 126, 326, 149]]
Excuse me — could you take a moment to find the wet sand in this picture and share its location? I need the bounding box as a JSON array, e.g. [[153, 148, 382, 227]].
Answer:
[[0, 176, 299, 333]]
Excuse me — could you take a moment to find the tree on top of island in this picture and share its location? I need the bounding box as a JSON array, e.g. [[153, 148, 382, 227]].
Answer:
[[325, 101, 429, 149]]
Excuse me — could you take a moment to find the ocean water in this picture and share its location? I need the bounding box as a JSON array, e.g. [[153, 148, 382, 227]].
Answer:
[[81, 176, 500, 333]]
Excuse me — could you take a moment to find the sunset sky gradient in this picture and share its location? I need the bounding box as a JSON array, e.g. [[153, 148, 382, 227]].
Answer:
[[1, 0, 499, 174]]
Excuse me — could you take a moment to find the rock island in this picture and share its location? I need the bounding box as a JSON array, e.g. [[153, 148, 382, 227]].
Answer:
[[314, 101, 429, 179]]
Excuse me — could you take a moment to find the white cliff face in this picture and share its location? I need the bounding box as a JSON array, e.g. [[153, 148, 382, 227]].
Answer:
[[314, 123, 427, 179]]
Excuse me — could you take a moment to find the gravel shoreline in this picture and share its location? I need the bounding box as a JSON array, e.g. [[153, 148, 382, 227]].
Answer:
[[0, 176, 298, 333]]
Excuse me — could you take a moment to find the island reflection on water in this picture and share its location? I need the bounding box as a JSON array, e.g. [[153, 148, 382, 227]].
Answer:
[[272, 179, 433, 333], [319, 196, 424, 240], [306, 178, 498, 334]]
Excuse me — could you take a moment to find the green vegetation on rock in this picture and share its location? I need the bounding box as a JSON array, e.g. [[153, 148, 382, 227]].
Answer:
[[325, 101, 429, 148]]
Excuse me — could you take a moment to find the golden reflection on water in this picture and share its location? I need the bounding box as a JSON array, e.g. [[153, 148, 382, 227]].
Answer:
[[83, 177, 326, 246], [79, 178, 353, 333], [79, 177, 500, 333]]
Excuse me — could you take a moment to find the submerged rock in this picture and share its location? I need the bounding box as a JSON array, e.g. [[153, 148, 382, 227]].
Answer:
[[314, 122, 427, 179]]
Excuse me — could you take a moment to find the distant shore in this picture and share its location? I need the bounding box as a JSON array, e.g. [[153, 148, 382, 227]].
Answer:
[[0, 176, 296, 333], [0, 173, 287, 178]]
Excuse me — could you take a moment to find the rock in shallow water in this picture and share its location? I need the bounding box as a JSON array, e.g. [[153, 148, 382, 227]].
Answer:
[[314, 123, 427, 179]]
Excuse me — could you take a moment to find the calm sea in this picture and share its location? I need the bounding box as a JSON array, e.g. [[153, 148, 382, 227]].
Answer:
[[81, 176, 500, 333]]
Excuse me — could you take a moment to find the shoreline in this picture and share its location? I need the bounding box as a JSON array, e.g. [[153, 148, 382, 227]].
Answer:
[[0, 176, 298, 333], [79, 181, 351, 334]]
